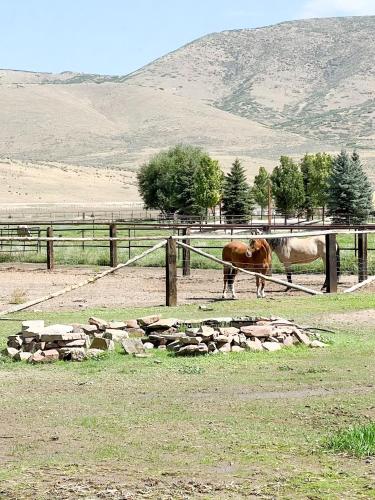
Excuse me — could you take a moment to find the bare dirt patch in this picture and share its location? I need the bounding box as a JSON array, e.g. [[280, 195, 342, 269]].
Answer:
[[0, 264, 369, 312]]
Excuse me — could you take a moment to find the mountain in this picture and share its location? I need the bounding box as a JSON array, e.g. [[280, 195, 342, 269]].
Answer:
[[0, 16, 374, 189]]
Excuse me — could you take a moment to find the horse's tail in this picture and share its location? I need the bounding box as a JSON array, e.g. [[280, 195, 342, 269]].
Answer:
[[336, 242, 341, 280]]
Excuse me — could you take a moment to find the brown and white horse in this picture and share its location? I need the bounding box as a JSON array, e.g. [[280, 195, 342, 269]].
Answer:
[[222, 239, 272, 299]]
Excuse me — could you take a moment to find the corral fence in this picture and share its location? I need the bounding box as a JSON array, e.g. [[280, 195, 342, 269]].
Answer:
[[0, 226, 374, 313]]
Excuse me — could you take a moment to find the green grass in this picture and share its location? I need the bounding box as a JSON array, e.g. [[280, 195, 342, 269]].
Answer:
[[327, 423, 375, 457]]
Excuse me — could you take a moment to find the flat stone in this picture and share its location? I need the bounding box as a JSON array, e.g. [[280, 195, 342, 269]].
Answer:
[[81, 324, 98, 334], [86, 348, 106, 358], [90, 337, 115, 351], [218, 343, 231, 353], [127, 328, 146, 337], [58, 338, 88, 348], [197, 325, 216, 339], [14, 351, 32, 362], [148, 332, 186, 342], [103, 329, 129, 342], [176, 344, 208, 356], [21, 320, 45, 332], [121, 338, 146, 355], [143, 342, 154, 350], [42, 324, 73, 335], [310, 340, 328, 348], [216, 334, 233, 344], [240, 326, 273, 338], [126, 319, 139, 329], [6, 347, 19, 358], [108, 321, 127, 330], [145, 318, 178, 330], [231, 346, 245, 353], [294, 330, 311, 345], [283, 336, 295, 347], [7, 335, 23, 349], [185, 327, 200, 336], [88, 317, 109, 331], [30, 349, 59, 363], [180, 336, 202, 345], [263, 342, 282, 352], [166, 340, 182, 352], [203, 317, 232, 326], [137, 315, 161, 327], [218, 327, 240, 336], [59, 347, 86, 361], [246, 338, 263, 352], [39, 332, 87, 342]]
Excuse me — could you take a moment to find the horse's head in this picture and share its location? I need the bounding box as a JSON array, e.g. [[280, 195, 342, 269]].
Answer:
[[246, 239, 263, 258]]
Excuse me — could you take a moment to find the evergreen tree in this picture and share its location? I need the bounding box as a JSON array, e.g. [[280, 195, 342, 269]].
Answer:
[[300, 153, 332, 219], [327, 150, 373, 224], [222, 159, 253, 223], [271, 156, 305, 223], [252, 166, 270, 218]]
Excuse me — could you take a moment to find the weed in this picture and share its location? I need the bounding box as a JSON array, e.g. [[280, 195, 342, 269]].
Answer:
[[8, 288, 28, 304], [326, 422, 375, 457]]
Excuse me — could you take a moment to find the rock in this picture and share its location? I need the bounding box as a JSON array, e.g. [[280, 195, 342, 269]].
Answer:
[[39, 331, 87, 342], [207, 341, 217, 353], [198, 304, 213, 311], [294, 330, 311, 345], [240, 325, 273, 338], [90, 337, 115, 351], [21, 320, 44, 332], [143, 342, 155, 350], [133, 353, 151, 358], [158, 345, 166, 350], [121, 338, 146, 355], [127, 328, 146, 337], [59, 347, 86, 361], [246, 338, 263, 352], [145, 318, 178, 330], [7, 335, 23, 349], [166, 340, 181, 352], [310, 340, 328, 348], [283, 336, 295, 347], [14, 351, 32, 362], [42, 324, 74, 335], [148, 332, 186, 343], [185, 327, 200, 336], [58, 338, 88, 347], [108, 321, 127, 330], [137, 315, 161, 327], [232, 334, 240, 346], [197, 325, 215, 339], [81, 324, 98, 334], [86, 348, 106, 358], [126, 319, 139, 329], [218, 343, 231, 353], [203, 317, 233, 326], [30, 349, 59, 363], [218, 327, 240, 336], [103, 329, 129, 342], [231, 346, 245, 353], [28, 350, 44, 363], [176, 344, 208, 356], [216, 334, 233, 344], [238, 334, 247, 347], [6, 347, 19, 358], [263, 342, 282, 352], [180, 336, 202, 345], [88, 317, 109, 331]]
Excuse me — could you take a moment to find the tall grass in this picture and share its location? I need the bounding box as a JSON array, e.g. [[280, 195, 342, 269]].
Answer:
[[326, 422, 375, 457]]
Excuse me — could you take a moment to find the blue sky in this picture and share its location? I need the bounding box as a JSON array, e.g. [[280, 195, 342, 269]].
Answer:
[[1, 0, 374, 75]]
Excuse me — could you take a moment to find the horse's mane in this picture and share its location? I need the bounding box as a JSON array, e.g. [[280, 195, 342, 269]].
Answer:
[[268, 237, 288, 250]]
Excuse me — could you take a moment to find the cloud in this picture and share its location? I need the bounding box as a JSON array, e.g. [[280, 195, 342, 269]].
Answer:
[[300, 0, 375, 18]]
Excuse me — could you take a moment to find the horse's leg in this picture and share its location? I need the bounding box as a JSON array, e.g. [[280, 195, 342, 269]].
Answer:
[[285, 265, 292, 291], [256, 275, 261, 298], [230, 269, 238, 299], [261, 272, 266, 298], [321, 256, 327, 290], [222, 266, 229, 299]]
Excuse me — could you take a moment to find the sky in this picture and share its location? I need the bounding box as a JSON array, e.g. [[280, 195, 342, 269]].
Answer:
[[1, 0, 374, 75]]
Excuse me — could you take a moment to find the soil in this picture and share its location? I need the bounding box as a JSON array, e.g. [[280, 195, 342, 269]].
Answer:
[[0, 263, 372, 312]]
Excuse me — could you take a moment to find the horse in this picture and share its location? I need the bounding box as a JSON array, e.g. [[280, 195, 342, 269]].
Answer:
[[222, 239, 272, 299], [268, 236, 340, 290]]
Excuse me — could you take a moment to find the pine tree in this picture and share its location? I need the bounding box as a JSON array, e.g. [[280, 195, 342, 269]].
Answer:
[[252, 166, 270, 218], [327, 150, 373, 224], [222, 159, 253, 223], [271, 156, 305, 223]]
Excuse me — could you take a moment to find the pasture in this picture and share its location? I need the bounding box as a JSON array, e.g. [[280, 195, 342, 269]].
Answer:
[[0, 293, 374, 499]]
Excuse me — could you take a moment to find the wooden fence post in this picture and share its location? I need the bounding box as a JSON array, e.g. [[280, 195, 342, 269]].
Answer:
[[166, 237, 177, 306], [109, 223, 118, 268], [182, 227, 191, 277], [46, 226, 54, 270], [325, 233, 337, 293], [358, 232, 368, 282]]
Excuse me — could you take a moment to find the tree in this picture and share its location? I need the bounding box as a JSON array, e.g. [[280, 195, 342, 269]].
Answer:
[[271, 156, 305, 223], [193, 156, 224, 217], [327, 150, 373, 224], [222, 159, 254, 223], [300, 153, 332, 219], [137, 145, 217, 215], [252, 166, 270, 218]]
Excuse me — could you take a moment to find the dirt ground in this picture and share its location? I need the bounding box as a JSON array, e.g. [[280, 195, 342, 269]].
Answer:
[[0, 263, 372, 312]]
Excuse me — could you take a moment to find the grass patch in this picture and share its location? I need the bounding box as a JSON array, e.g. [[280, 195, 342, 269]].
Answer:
[[326, 422, 375, 457]]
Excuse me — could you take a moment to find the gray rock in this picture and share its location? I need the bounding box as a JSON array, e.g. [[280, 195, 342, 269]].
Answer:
[[14, 351, 32, 362], [85, 348, 106, 359], [143, 342, 155, 350], [121, 338, 146, 355], [6, 347, 19, 358], [240, 325, 273, 338], [108, 321, 127, 330], [90, 337, 115, 351], [58, 338, 88, 347], [180, 336, 202, 345], [218, 327, 240, 336], [197, 325, 215, 339], [21, 320, 45, 332], [216, 334, 233, 344], [59, 347, 86, 361], [137, 315, 161, 327], [81, 324, 98, 334], [176, 344, 208, 356], [126, 319, 139, 329], [145, 318, 178, 330], [263, 342, 282, 352], [7, 335, 23, 349], [207, 341, 217, 353], [39, 331, 87, 342], [89, 317, 109, 330], [218, 343, 231, 353], [166, 340, 182, 352], [246, 338, 263, 352], [294, 330, 311, 345], [231, 346, 245, 353], [283, 336, 295, 347], [103, 329, 129, 342]]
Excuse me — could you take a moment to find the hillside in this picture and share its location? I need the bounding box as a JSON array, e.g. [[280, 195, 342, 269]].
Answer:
[[0, 15, 374, 200]]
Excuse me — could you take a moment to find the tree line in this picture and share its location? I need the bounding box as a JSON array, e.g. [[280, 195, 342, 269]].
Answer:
[[137, 145, 373, 224]]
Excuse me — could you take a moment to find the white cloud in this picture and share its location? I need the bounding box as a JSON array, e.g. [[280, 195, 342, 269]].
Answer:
[[300, 0, 375, 19]]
